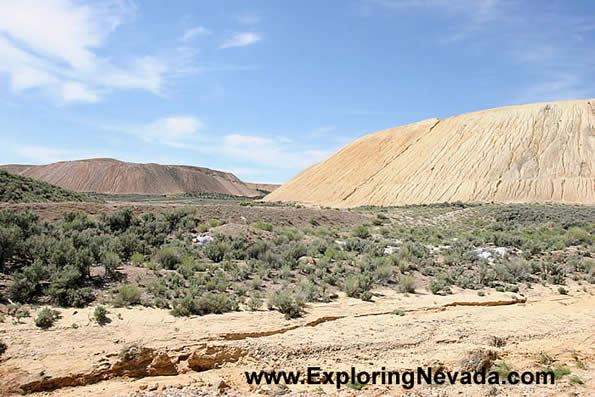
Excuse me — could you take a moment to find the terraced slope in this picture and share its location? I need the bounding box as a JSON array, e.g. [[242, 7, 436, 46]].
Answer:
[[264, 99, 595, 207]]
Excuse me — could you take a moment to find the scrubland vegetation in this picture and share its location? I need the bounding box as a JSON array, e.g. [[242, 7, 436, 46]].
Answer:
[[0, 202, 592, 323], [0, 170, 100, 203]]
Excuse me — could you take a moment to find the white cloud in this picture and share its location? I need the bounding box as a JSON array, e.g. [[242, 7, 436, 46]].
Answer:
[[106, 116, 207, 150], [0, 0, 183, 103], [515, 73, 590, 104], [223, 134, 332, 169], [179, 26, 211, 42], [221, 32, 262, 49], [142, 116, 204, 141], [61, 81, 100, 103]]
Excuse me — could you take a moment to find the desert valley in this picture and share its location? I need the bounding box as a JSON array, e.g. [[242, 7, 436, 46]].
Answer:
[[0, 99, 593, 396]]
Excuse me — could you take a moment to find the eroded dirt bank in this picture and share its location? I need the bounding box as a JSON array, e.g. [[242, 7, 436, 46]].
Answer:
[[1, 284, 593, 396]]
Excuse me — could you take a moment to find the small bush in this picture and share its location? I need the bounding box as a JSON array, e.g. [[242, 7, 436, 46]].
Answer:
[[112, 284, 142, 307], [253, 222, 273, 232], [558, 286, 568, 295], [130, 253, 145, 266], [204, 242, 228, 263], [35, 308, 61, 329], [343, 274, 373, 300], [268, 290, 304, 319], [569, 375, 583, 385], [171, 293, 237, 317], [547, 365, 571, 380], [492, 360, 512, 377], [429, 275, 451, 295], [102, 251, 121, 277], [247, 294, 263, 311], [353, 226, 370, 239], [397, 275, 416, 293], [94, 305, 109, 325], [156, 247, 181, 269]]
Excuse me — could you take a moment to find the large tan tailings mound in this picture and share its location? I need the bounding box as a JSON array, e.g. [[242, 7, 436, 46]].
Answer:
[[265, 99, 594, 207], [4, 158, 262, 196]]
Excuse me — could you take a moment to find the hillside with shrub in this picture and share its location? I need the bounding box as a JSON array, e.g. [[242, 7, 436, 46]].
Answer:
[[0, 170, 99, 203]]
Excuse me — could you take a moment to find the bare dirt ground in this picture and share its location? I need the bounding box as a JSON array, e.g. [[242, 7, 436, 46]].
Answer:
[[1, 284, 593, 396]]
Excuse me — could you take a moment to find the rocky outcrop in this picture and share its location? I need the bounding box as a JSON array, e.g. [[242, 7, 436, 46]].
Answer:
[[187, 344, 246, 371], [264, 99, 595, 207], [14, 343, 247, 394]]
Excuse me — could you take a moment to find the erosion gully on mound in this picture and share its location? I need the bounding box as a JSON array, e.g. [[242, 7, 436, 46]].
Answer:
[[1, 285, 593, 396], [264, 99, 595, 207]]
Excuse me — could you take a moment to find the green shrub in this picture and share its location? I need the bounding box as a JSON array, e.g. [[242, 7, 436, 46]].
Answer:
[[104, 209, 136, 232], [94, 306, 109, 325], [0, 225, 22, 268], [565, 227, 591, 246], [558, 286, 568, 295], [171, 293, 237, 316], [569, 375, 583, 385], [112, 284, 142, 307], [8, 260, 49, 303], [247, 294, 263, 311], [156, 247, 181, 269], [35, 308, 61, 329], [204, 242, 228, 263], [492, 360, 513, 377], [343, 274, 374, 300], [353, 226, 370, 239], [429, 275, 451, 295], [546, 365, 571, 380], [102, 251, 121, 277], [397, 275, 416, 293], [253, 222, 273, 232], [268, 290, 304, 319], [130, 252, 145, 266]]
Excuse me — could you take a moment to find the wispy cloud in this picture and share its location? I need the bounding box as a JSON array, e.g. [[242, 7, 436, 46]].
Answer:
[[108, 116, 207, 149], [515, 73, 590, 104], [61, 81, 100, 103], [222, 134, 333, 169], [362, 0, 505, 41], [362, 0, 595, 102], [179, 26, 211, 42], [0, 0, 190, 103], [220, 32, 262, 49]]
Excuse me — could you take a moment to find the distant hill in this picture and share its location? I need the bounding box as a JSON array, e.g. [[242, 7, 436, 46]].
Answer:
[[245, 183, 282, 194], [265, 99, 594, 207], [1, 158, 280, 196], [0, 169, 99, 203]]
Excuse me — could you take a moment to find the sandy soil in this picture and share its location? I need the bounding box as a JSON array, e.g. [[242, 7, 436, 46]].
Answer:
[[1, 283, 593, 396]]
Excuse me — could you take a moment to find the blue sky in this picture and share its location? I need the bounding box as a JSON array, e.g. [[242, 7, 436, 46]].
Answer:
[[0, 0, 593, 183]]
